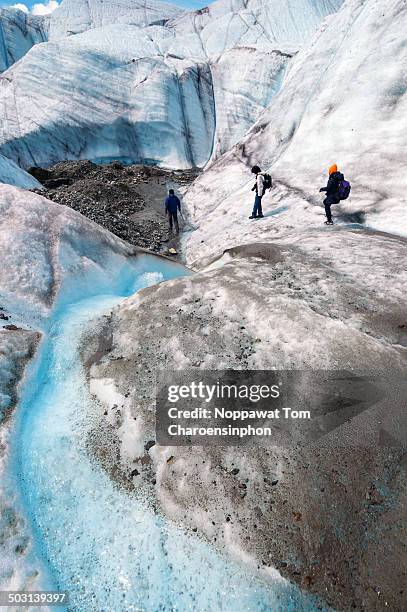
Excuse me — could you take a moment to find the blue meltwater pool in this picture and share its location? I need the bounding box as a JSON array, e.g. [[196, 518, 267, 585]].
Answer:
[[7, 254, 324, 611]]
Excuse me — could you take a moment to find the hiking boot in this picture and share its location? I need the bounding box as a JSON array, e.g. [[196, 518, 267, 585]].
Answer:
[[249, 215, 257, 219], [257, 214, 264, 218], [325, 220, 334, 225]]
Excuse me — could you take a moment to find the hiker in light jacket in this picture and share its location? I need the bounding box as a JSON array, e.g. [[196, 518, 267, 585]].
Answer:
[[249, 165, 265, 219]]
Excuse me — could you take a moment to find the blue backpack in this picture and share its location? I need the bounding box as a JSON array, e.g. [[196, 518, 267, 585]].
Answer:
[[338, 178, 351, 200]]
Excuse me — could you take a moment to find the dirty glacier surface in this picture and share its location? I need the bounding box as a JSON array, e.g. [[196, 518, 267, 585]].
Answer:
[[0, 184, 324, 610]]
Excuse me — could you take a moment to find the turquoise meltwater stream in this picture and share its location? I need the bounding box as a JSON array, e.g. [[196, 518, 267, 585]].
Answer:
[[7, 254, 323, 611]]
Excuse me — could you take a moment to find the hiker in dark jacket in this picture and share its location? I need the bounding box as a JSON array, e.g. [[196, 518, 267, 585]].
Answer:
[[165, 189, 181, 234], [319, 164, 344, 224], [249, 165, 265, 219]]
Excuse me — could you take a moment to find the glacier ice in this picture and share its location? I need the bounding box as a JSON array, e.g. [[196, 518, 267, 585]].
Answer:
[[208, 47, 288, 159], [0, 184, 318, 608], [170, 0, 344, 56], [81, 228, 407, 611], [0, 152, 41, 188], [48, 0, 184, 40], [0, 0, 343, 173], [0, 0, 183, 73], [0, 183, 190, 597], [182, 0, 407, 260], [0, 8, 47, 73], [0, 25, 217, 169], [0, 184, 137, 325]]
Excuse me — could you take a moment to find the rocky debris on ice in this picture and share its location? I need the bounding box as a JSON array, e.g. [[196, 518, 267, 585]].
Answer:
[[0, 182, 155, 594], [0, 0, 342, 172], [72, 9, 407, 608], [0, 293, 40, 597], [0, 483, 41, 594], [83, 239, 407, 610], [0, 327, 39, 424], [0, 0, 405, 607], [0, 7, 47, 73], [28, 160, 197, 252]]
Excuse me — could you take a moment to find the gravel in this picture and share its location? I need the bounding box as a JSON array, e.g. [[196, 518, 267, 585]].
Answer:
[[29, 160, 198, 252]]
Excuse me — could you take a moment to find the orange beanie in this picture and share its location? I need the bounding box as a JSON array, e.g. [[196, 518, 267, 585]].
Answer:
[[329, 164, 338, 175]]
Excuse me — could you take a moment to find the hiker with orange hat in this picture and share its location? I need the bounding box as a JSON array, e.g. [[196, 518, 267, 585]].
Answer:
[[319, 164, 345, 225]]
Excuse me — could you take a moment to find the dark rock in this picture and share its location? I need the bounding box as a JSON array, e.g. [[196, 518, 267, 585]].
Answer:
[[106, 161, 123, 170], [130, 468, 140, 478], [27, 166, 52, 182], [303, 576, 313, 587], [14, 540, 28, 555], [43, 177, 73, 189], [3, 324, 19, 330], [231, 468, 240, 475], [145, 440, 156, 451]]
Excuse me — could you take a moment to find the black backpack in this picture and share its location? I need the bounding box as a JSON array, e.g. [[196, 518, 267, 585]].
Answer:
[[263, 173, 273, 191]]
